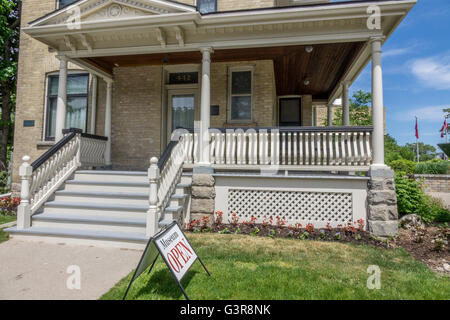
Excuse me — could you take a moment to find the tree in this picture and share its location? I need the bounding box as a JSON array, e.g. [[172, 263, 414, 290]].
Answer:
[[405, 142, 437, 162], [0, 0, 20, 171], [332, 90, 372, 126]]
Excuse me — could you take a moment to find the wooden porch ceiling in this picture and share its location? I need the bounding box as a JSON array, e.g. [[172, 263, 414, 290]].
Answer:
[[83, 42, 365, 100]]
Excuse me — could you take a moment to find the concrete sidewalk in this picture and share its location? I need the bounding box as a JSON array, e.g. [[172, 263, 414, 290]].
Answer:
[[0, 239, 142, 300]]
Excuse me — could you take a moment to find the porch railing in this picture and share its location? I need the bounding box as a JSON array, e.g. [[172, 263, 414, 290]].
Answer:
[[17, 129, 107, 229], [184, 127, 373, 170], [146, 134, 187, 236]]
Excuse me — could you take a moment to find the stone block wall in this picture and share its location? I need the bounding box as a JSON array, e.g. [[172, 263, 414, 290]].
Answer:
[[367, 167, 399, 237], [414, 174, 450, 193], [190, 173, 216, 222]]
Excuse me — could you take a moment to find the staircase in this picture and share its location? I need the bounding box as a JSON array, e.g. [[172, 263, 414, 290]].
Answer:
[[6, 170, 192, 249]]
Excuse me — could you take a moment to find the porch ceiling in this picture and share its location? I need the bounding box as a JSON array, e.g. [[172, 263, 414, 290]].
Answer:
[[83, 42, 365, 100]]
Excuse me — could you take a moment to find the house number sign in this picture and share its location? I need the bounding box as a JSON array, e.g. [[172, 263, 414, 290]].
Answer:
[[169, 72, 198, 85]]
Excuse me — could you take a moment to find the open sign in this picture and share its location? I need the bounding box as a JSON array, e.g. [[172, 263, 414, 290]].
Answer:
[[155, 223, 198, 282], [123, 221, 210, 300]]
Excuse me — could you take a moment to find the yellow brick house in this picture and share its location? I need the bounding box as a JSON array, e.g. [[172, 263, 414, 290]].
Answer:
[[7, 0, 417, 248]]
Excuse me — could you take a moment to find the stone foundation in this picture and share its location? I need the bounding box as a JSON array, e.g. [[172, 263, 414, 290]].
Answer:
[[190, 172, 216, 222], [367, 167, 399, 237]]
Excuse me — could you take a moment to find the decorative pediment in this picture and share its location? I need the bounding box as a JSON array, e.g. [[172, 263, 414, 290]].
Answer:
[[30, 0, 196, 27]]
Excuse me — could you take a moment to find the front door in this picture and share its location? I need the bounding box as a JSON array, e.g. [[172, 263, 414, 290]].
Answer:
[[279, 97, 302, 126], [168, 90, 198, 136]]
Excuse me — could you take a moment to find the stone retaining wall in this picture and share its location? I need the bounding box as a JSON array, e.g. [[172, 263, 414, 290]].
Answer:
[[414, 174, 450, 193]]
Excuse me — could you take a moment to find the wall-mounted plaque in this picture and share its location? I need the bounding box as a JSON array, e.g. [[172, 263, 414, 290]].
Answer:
[[211, 105, 220, 116], [23, 120, 35, 127]]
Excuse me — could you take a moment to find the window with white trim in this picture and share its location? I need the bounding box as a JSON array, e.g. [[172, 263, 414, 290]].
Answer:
[[197, 0, 217, 14], [228, 68, 253, 122], [45, 73, 89, 141], [58, 0, 78, 9]]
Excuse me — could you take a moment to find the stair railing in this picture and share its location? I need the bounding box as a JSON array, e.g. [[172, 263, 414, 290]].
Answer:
[[16, 129, 107, 229], [146, 133, 187, 236]]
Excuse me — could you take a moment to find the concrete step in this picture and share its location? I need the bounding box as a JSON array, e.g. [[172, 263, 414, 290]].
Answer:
[[42, 201, 148, 218], [5, 226, 148, 249], [54, 190, 149, 206], [64, 180, 149, 193], [74, 170, 147, 183], [32, 213, 146, 233]]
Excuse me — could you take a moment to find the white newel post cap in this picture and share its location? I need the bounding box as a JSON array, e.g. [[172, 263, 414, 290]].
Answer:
[[148, 157, 160, 180], [19, 156, 32, 177]]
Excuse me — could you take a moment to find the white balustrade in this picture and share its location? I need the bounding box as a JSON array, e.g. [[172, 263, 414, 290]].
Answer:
[[182, 128, 373, 169], [17, 131, 108, 227]]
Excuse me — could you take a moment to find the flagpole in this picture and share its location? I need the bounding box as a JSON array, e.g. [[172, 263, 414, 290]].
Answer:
[[416, 116, 420, 163]]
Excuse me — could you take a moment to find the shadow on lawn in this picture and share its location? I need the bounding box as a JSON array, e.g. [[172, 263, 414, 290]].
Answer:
[[134, 268, 198, 300]]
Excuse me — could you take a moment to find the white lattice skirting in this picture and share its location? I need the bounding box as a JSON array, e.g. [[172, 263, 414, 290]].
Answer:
[[214, 173, 368, 229]]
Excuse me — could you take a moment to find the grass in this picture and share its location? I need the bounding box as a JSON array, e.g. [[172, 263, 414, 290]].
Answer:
[[101, 233, 450, 300], [0, 215, 16, 244], [0, 215, 16, 226]]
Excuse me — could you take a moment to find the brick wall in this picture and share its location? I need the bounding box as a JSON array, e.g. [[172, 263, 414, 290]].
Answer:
[[210, 60, 276, 128], [12, 0, 89, 184], [414, 175, 450, 193]]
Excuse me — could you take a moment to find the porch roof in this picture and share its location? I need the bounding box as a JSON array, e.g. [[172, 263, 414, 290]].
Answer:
[[24, 0, 417, 103]]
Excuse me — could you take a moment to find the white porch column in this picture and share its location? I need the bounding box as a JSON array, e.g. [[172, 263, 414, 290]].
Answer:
[[371, 37, 385, 167], [90, 75, 98, 134], [104, 80, 113, 166], [199, 47, 213, 165], [55, 55, 68, 141], [342, 81, 350, 126], [327, 104, 333, 126]]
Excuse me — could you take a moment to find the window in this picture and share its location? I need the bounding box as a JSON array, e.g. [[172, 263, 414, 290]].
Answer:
[[58, 0, 78, 9], [45, 73, 89, 141], [229, 69, 253, 122], [197, 0, 217, 14]]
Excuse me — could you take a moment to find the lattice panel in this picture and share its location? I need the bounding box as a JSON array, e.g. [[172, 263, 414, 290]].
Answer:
[[227, 189, 353, 223]]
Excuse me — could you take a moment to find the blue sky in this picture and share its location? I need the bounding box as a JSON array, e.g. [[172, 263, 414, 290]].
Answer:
[[334, 0, 450, 150]]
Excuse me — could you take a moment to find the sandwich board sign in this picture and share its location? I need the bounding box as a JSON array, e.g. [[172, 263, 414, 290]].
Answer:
[[123, 221, 210, 300]]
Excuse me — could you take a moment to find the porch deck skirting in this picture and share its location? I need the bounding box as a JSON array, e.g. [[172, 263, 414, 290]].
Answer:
[[213, 172, 369, 228]]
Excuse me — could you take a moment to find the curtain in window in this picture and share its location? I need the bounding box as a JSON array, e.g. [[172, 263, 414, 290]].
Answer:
[[198, 0, 217, 14], [46, 74, 89, 140]]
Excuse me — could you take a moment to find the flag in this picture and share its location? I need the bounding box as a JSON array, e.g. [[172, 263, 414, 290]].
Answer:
[[415, 117, 419, 139], [440, 119, 448, 138]]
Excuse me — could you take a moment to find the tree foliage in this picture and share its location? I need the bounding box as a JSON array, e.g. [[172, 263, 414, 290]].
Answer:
[[332, 90, 372, 126], [0, 0, 20, 171]]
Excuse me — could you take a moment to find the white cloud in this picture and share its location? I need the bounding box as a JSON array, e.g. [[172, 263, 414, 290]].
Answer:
[[392, 105, 449, 122], [383, 48, 410, 58], [411, 54, 450, 90]]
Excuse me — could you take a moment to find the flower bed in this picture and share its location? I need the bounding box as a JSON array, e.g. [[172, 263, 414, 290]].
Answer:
[[187, 212, 386, 247], [0, 196, 20, 217]]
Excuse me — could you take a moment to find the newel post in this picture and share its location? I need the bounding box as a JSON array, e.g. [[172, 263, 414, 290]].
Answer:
[[17, 156, 32, 229], [146, 157, 160, 237]]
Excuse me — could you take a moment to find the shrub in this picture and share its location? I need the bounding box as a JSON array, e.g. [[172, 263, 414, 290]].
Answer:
[[395, 173, 425, 215], [414, 159, 449, 175], [390, 159, 417, 175], [394, 173, 450, 223], [0, 171, 8, 194]]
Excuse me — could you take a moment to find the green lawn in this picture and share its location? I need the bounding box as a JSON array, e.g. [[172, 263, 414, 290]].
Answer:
[[0, 215, 15, 244], [101, 233, 450, 300], [0, 215, 16, 226]]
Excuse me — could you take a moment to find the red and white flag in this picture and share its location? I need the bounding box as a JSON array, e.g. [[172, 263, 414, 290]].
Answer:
[[415, 117, 419, 139], [440, 119, 448, 138]]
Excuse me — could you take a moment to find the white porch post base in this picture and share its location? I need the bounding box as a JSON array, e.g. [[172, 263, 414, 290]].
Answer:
[[146, 157, 160, 237]]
